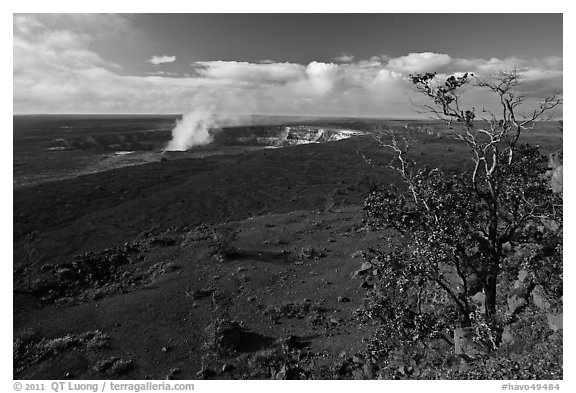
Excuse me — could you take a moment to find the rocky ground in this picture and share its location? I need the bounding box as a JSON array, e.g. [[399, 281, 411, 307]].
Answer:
[[14, 206, 398, 379], [13, 122, 563, 380]]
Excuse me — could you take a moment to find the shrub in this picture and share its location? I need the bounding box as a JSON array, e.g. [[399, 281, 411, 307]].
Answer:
[[209, 223, 239, 261]]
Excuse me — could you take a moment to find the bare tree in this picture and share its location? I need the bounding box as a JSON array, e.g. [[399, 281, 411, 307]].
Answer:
[[410, 70, 561, 317], [365, 70, 562, 326]]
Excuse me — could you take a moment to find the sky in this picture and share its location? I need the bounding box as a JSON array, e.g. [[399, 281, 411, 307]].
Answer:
[[13, 13, 563, 118]]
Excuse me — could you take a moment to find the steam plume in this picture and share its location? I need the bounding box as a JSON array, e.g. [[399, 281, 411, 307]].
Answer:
[[163, 106, 323, 152], [164, 107, 218, 151]]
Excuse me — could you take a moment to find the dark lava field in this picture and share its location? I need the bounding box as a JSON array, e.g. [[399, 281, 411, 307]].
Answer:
[[13, 115, 562, 379]]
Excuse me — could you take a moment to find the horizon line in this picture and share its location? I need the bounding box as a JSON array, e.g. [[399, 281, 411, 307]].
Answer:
[[12, 113, 432, 120]]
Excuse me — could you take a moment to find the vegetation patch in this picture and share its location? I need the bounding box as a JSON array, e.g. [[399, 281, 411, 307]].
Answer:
[[358, 71, 562, 379]]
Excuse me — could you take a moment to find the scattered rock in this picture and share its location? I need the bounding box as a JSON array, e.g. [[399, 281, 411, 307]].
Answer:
[[148, 235, 177, 247], [279, 335, 311, 351], [182, 225, 212, 244], [94, 357, 134, 377], [507, 290, 528, 315], [14, 330, 111, 375], [300, 245, 319, 259], [454, 327, 484, 358], [444, 354, 469, 370], [213, 319, 244, 352], [501, 325, 515, 345], [517, 269, 531, 283], [547, 313, 563, 331], [471, 292, 485, 310], [360, 281, 374, 289], [264, 301, 325, 320], [354, 262, 372, 277], [397, 364, 414, 375], [531, 285, 551, 311], [427, 338, 451, 352], [191, 288, 214, 300]]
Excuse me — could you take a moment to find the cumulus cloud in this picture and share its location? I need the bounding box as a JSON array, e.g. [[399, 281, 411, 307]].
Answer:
[[387, 52, 453, 73], [194, 61, 304, 84], [13, 14, 562, 119], [148, 55, 176, 65], [283, 62, 341, 98]]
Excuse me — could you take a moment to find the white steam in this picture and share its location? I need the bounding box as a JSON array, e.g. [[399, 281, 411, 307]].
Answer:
[[164, 108, 218, 151], [164, 107, 302, 151]]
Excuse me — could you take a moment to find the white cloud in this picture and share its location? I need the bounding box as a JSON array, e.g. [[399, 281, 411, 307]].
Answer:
[[387, 52, 453, 73], [194, 61, 304, 84], [284, 62, 341, 98], [145, 70, 182, 77], [12, 15, 562, 118], [148, 55, 176, 65], [13, 14, 45, 36], [333, 53, 355, 63]]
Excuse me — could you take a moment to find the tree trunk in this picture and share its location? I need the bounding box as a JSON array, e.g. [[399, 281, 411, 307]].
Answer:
[[460, 310, 472, 327], [484, 274, 497, 318]]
